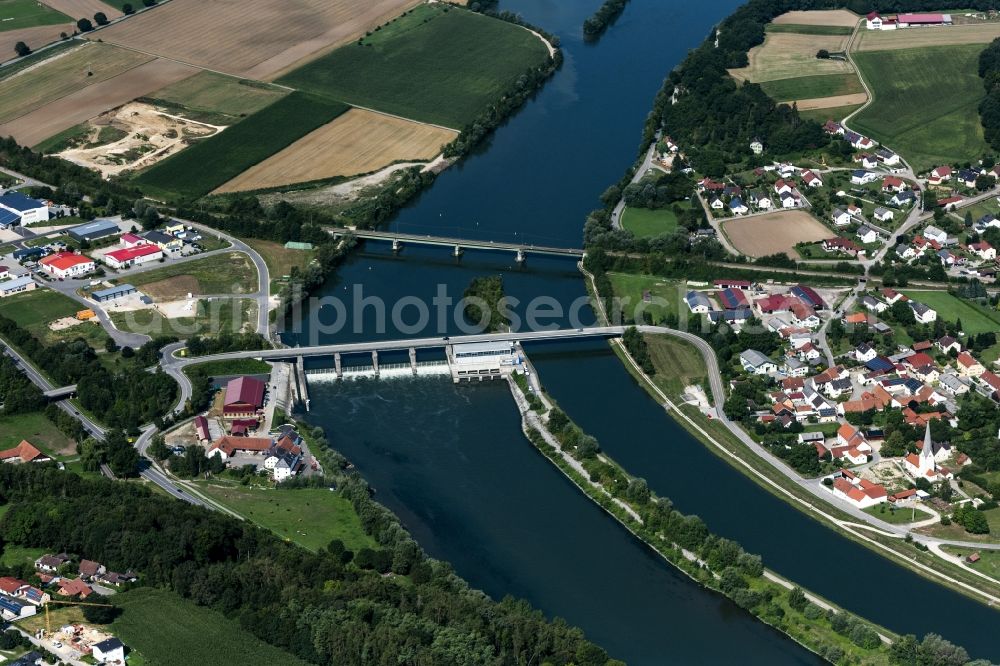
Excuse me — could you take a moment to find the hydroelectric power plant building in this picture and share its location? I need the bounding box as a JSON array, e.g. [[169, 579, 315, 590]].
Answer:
[[448, 341, 521, 381]]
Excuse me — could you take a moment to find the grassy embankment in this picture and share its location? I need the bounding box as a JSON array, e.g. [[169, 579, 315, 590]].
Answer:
[[182, 358, 272, 378], [132, 92, 350, 200], [851, 45, 989, 173], [277, 3, 549, 129]]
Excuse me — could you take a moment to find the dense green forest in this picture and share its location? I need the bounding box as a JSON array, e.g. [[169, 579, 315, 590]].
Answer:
[[980, 38, 1000, 151], [0, 465, 619, 666]]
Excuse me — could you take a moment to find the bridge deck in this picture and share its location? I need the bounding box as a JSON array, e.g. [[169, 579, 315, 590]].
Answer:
[[326, 227, 584, 257]]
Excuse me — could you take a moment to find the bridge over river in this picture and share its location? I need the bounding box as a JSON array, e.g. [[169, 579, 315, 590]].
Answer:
[[326, 227, 585, 261]]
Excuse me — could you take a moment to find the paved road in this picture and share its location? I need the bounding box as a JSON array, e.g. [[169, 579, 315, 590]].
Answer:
[[611, 134, 667, 231], [0, 166, 49, 191]]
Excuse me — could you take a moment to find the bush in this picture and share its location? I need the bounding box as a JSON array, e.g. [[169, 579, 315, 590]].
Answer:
[[803, 603, 823, 621]]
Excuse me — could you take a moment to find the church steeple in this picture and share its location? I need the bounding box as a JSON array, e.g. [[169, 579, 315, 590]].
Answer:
[[920, 422, 935, 472]]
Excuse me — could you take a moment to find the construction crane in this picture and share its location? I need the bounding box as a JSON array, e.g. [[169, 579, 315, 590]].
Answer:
[[42, 598, 113, 637]]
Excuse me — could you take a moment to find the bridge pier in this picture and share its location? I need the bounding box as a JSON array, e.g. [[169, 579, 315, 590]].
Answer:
[[453, 244, 463, 258], [515, 249, 525, 264], [334, 352, 342, 379], [409, 347, 418, 375], [296, 355, 310, 412], [372, 350, 379, 378], [392, 238, 402, 253]]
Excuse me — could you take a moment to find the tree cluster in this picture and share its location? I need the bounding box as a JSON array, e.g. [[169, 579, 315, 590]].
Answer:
[[582, 0, 630, 40], [463, 275, 511, 332]]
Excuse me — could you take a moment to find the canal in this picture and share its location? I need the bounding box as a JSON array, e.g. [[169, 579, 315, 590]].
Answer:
[[295, 0, 1000, 662]]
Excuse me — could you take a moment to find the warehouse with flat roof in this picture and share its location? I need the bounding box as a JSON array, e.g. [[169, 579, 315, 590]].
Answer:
[[92, 284, 137, 302], [67, 219, 121, 243]]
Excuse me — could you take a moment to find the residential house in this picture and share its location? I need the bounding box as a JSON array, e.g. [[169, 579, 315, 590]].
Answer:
[[801, 170, 822, 187], [729, 196, 748, 215], [969, 241, 996, 261], [909, 301, 937, 324], [851, 170, 877, 185], [873, 207, 894, 224], [832, 208, 852, 227], [876, 148, 900, 166], [927, 166, 952, 185], [78, 559, 106, 581], [855, 153, 878, 169], [939, 373, 970, 395], [35, 553, 71, 573], [957, 351, 985, 377], [957, 169, 979, 188], [923, 225, 948, 244], [207, 436, 272, 460], [857, 225, 881, 244], [855, 344, 878, 363], [685, 290, 712, 314], [895, 244, 918, 261], [936, 336, 961, 355], [56, 577, 93, 599], [92, 638, 126, 665], [748, 189, 772, 209], [709, 196, 724, 210], [780, 191, 799, 208], [881, 176, 906, 193], [823, 237, 860, 256], [0, 440, 50, 464], [740, 349, 777, 375], [861, 295, 888, 313], [890, 190, 916, 207], [823, 120, 844, 135], [784, 357, 808, 377]]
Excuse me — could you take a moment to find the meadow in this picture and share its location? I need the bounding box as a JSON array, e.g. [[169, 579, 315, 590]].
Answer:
[[797, 103, 864, 123], [620, 206, 679, 238], [110, 588, 310, 666], [127, 253, 258, 298], [851, 45, 989, 172], [0, 411, 76, 456], [0, 0, 69, 31], [607, 272, 683, 324], [766, 23, 853, 35], [760, 72, 864, 102], [143, 70, 288, 123], [195, 483, 378, 553], [901, 290, 1000, 335], [277, 4, 549, 128], [0, 288, 79, 329], [644, 334, 707, 398], [132, 92, 349, 200], [730, 32, 852, 83]]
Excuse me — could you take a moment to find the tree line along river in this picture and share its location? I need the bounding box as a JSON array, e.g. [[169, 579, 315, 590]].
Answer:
[[293, 0, 1000, 662]]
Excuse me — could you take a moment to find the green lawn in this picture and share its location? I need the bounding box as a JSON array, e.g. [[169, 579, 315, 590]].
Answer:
[[760, 72, 863, 101], [194, 483, 377, 553], [0, 288, 79, 328], [0, 0, 70, 32], [127, 253, 258, 298], [0, 544, 45, 569], [607, 272, 683, 324], [0, 411, 76, 457], [901, 290, 1000, 335], [110, 588, 309, 666], [183, 358, 271, 377], [132, 92, 349, 201], [621, 206, 679, 238], [643, 334, 707, 398], [917, 507, 1000, 543], [863, 503, 933, 524], [766, 23, 854, 35], [942, 546, 1000, 583], [852, 45, 990, 172], [277, 4, 549, 128]]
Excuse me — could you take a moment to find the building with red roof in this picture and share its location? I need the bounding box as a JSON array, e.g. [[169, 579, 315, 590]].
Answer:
[[104, 244, 163, 270], [0, 440, 49, 464], [223, 376, 266, 418], [207, 435, 273, 460], [39, 252, 94, 279]]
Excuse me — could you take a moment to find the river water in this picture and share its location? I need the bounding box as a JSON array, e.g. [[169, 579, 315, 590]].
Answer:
[[297, 0, 1000, 662]]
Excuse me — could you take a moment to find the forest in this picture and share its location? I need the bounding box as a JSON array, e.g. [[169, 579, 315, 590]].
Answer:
[[0, 465, 620, 666]]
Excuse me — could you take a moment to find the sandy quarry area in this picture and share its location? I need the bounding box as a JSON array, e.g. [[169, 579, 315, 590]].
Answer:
[[723, 211, 832, 259], [771, 10, 859, 27], [57, 101, 221, 177], [49, 316, 87, 331]]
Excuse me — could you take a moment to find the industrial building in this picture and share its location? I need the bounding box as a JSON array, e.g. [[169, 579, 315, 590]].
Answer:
[[92, 284, 137, 302], [449, 341, 520, 381], [67, 219, 121, 243]]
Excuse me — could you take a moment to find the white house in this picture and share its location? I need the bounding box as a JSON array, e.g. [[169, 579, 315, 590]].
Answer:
[[801, 170, 823, 187], [890, 191, 916, 207], [832, 208, 852, 227], [855, 344, 878, 363], [851, 170, 878, 185], [923, 225, 948, 244], [38, 252, 94, 279], [774, 179, 793, 195], [909, 301, 938, 324], [740, 349, 777, 375], [729, 196, 748, 215], [92, 637, 126, 664], [780, 192, 798, 208], [0, 193, 48, 226], [873, 207, 894, 223], [876, 148, 900, 166], [685, 290, 712, 314], [969, 241, 996, 261], [857, 225, 881, 244], [709, 196, 724, 210]]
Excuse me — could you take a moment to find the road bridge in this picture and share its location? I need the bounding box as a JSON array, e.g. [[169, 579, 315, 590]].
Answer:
[[43, 385, 76, 400], [326, 227, 585, 260]]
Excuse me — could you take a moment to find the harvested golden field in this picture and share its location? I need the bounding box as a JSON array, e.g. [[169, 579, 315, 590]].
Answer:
[[854, 23, 1000, 51], [795, 92, 869, 110], [0, 42, 150, 124], [94, 0, 421, 80], [723, 211, 831, 259], [40, 0, 121, 19], [214, 108, 456, 193], [0, 23, 73, 60], [0, 58, 197, 146], [730, 33, 852, 82], [772, 10, 859, 27]]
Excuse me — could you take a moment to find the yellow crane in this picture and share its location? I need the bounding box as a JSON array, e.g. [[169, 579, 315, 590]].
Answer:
[[42, 598, 113, 637]]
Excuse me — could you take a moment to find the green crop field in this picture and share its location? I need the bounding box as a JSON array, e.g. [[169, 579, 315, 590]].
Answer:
[[851, 45, 989, 172], [111, 588, 309, 666], [277, 4, 549, 129], [144, 70, 288, 123], [797, 103, 863, 123], [766, 24, 854, 35], [0, 0, 69, 32], [195, 483, 378, 553], [621, 206, 679, 238], [760, 72, 863, 101], [901, 290, 1000, 335], [132, 92, 349, 200]]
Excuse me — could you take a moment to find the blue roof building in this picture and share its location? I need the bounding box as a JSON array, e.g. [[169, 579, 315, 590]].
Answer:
[[67, 218, 120, 243], [0, 192, 44, 212]]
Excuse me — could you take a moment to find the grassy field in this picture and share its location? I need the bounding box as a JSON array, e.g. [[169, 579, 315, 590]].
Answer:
[[854, 22, 1000, 51], [0, 411, 76, 456], [243, 239, 314, 279], [0, 288, 79, 328], [851, 45, 989, 172], [0, 0, 69, 31], [766, 23, 853, 35], [620, 206, 679, 238], [607, 272, 683, 323], [797, 103, 863, 123], [0, 42, 150, 124], [195, 483, 377, 553], [127, 253, 258, 299], [277, 4, 548, 128], [143, 70, 288, 123], [110, 298, 256, 337], [108, 588, 309, 666], [183, 358, 272, 377], [730, 32, 852, 83], [0, 544, 45, 569], [132, 92, 349, 200], [863, 503, 933, 524], [942, 546, 1000, 583], [901, 290, 1000, 335], [917, 508, 1000, 543], [760, 72, 864, 101], [643, 334, 707, 398]]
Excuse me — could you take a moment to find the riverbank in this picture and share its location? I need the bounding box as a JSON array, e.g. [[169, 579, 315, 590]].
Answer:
[[505, 360, 898, 664]]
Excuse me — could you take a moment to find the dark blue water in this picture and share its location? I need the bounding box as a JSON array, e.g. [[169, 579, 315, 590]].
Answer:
[[297, 0, 1000, 662]]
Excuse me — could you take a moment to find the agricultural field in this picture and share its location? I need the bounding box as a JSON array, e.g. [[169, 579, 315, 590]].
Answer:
[[0, 0, 69, 31], [0, 23, 70, 61], [0, 288, 79, 329], [771, 10, 859, 28], [40, 0, 121, 20], [132, 92, 349, 200], [0, 53, 197, 147], [851, 45, 989, 172], [0, 42, 150, 125], [766, 23, 853, 35], [796, 103, 864, 122], [759, 73, 864, 103], [127, 253, 258, 299], [722, 211, 832, 259], [94, 0, 421, 80], [110, 588, 310, 666], [901, 290, 1000, 335], [620, 206, 679, 238], [215, 108, 456, 193], [278, 4, 550, 128], [730, 32, 853, 83], [643, 334, 708, 398], [195, 483, 378, 553], [854, 22, 1000, 51], [0, 411, 76, 457], [143, 70, 288, 123]]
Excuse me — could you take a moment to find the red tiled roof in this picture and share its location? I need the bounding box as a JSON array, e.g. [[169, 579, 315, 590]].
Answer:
[[40, 252, 93, 271], [105, 245, 161, 263], [0, 576, 25, 595], [224, 376, 265, 409], [0, 440, 45, 463], [208, 436, 272, 457]]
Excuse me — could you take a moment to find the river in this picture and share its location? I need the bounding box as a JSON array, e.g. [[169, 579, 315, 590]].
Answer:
[[296, 0, 1000, 662]]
